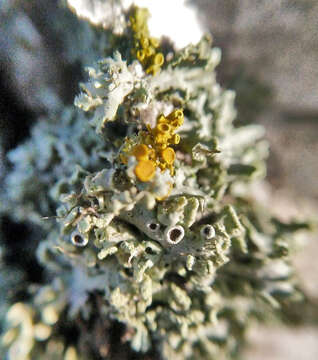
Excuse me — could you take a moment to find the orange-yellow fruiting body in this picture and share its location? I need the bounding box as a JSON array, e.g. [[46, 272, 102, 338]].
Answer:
[[161, 147, 175, 165], [171, 134, 180, 145], [130, 7, 164, 76], [132, 144, 151, 161], [134, 160, 156, 182], [121, 109, 184, 182]]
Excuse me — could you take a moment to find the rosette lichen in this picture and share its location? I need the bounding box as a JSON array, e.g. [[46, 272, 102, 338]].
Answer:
[[0, 2, 313, 360]]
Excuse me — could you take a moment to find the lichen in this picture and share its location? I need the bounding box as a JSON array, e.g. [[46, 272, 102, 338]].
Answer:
[[0, 2, 314, 360], [121, 108, 183, 182], [129, 6, 164, 75]]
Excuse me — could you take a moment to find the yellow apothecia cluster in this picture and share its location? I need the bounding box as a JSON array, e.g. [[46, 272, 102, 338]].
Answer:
[[122, 109, 184, 182], [130, 7, 164, 75]]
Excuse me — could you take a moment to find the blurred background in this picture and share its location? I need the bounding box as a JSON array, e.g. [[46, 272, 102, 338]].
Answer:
[[1, 0, 317, 358]]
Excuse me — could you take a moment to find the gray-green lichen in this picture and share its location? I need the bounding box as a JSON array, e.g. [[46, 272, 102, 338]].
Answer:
[[0, 2, 313, 360]]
